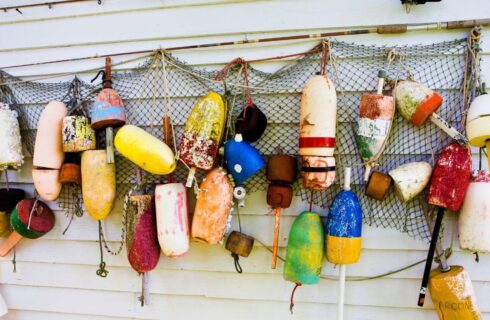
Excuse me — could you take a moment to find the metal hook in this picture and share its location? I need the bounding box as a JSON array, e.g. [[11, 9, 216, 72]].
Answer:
[[91, 70, 105, 83]]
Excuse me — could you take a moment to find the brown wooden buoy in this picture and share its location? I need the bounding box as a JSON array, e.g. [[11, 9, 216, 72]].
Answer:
[[365, 171, 392, 201], [225, 230, 255, 273], [59, 163, 82, 185]]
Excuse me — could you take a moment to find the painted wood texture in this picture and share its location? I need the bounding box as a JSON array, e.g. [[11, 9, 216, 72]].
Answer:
[[0, 0, 490, 318]]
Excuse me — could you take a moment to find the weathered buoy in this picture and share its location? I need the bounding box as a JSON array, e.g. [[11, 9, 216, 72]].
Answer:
[[0, 199, 55, 256], [91, 57, 126, 164], [224, 134, 265, 186], [225, 231, 254, 258], [115, 124, 176, 175], [300, 74, 337, 191], [266, 153, 297, 269], [427, 143, 471, 211], [299, 75, 337, 157], [355, 70, 395, 181], [388, 161, 432, 202], [32, 101, 66, 201], [178, 91, 225, 187], [155, 182, 190, 257], [62, 115, 96, 152], [394, 80, 467, 144], [365, 171, 392, 201], [0, 188, 24, 212], [326, 168, 362, 265], [419, 142, 472, 307], [301, 156, 336, 190], [225, 230, 255, 273], [81, 150, 116, 220], [466, 85, 490, 170], [31, 168, 62, 201], [0, 103, 24, 171], [284, 211, 324, 312], [235, 103, 268, 143], [429, 266, 482, 319], [459, 170, 490, 253], [191, 168, 233, 244], [59, 163, 82, 185], [126, 195, 160, 273], [33, 101, 67, 169]]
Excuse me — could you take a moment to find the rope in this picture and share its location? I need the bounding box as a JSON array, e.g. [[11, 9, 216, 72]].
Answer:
[[96, 221, 109, 278], [289, 283, 301, 314], [232, 253, 243, 274], [320, 40, 329, 75]]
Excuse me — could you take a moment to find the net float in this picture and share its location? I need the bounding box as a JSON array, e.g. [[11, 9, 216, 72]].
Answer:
[[191, 167, 233, 244], [33, 101, 67, 169], [155, 182, 190, 257], [394, 80, 468, 144], [284, 210, 324, 313], [459, 170, 490, 253], [81, 150, 116, 220], [0, 188, 25, 212], [326, 167, 362, 320], [225, 230, 255, 273], [235, 103, 267, 143], [224, 134, 265, 207], [355, 70, 395, 181], [301, 156, 335, 190], [126, 195, 160, 273], [365, 171, 392, 201], [388, 161, 432, 202], [266, 153, 297, 269], [114, 124, 176, 175], [418, 142, 472, 307], [178, 91, 225, 187], [0, 199, 55, 257], [429, 266, 482, 319], [466, 84, 490, 170], [62, 115, 96, 153], [91, 57, 127, 164], [0, 103, 24, 171], [59, 163, 82, 185], [225, 231, 254, 258]]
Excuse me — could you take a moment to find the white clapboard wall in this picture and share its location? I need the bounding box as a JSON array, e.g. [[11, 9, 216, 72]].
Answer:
[[0, 0, 489, 319]]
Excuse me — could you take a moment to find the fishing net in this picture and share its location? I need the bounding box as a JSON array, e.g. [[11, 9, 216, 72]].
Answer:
[[0, 37, 478, 241]]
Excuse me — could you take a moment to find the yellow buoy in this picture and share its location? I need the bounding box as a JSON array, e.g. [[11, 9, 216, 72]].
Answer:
[[114, 124, 176, 175], [81, 150, 116, 220]]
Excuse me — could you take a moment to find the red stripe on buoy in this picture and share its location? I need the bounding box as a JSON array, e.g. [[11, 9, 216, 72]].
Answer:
[[299, 137, 336, 148]]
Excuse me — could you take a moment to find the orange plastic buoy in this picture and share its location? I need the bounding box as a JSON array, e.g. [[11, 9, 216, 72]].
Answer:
[[191, 168, 233, 244]]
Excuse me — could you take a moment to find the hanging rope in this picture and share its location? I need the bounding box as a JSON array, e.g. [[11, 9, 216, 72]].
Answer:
[[289, 283, 301, 314], [320, 40, 329, 76], [96, 221, 109, 278]]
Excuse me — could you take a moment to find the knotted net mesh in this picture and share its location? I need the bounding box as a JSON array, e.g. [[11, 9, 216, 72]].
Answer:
[[0, 38, 476, 241]]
